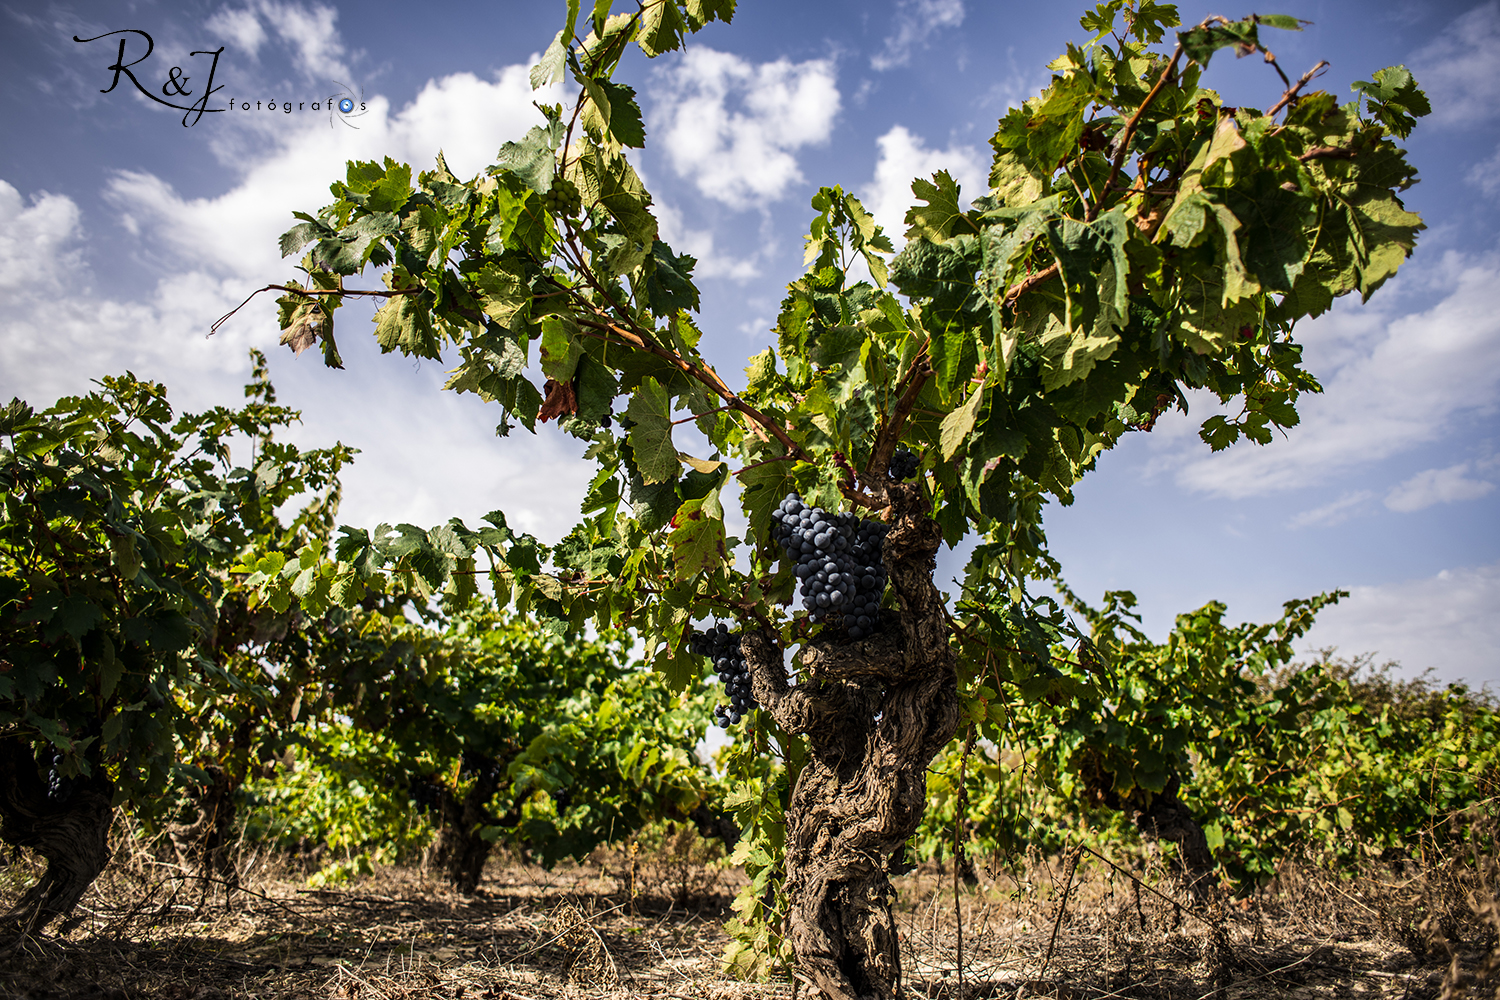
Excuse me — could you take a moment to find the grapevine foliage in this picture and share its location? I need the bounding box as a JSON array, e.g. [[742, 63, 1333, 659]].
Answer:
[[239, 0, 1434, 979], [0, 362, 353, 810], [918, 626, 1500, 896], [263, 609, 715, 872], [260, 0, 1429, 665], [0, 356, 719, 930]]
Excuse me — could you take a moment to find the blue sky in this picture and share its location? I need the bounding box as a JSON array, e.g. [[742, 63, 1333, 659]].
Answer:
[[3, 0, 1497, 687]]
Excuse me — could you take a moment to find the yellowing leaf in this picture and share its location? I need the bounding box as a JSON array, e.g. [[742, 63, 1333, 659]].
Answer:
[[1159, 117, 1247, 242], [939, 382, 986, 460], [668, 494, 728, 581], [678, 452, 724, 474], [744, 347, 778, 391]]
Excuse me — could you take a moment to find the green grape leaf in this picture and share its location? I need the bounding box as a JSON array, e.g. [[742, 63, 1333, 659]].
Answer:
[[574, 355, 619, 422], [638, 0, 689, 56], [372, 291, 442, 360], [905, 170, 969, 244], [540, 315, 585, 382], [940, 382, 986, 460], [475, 262, 531, 326], [626, 377, 678, 484], [646, 240, 700, 316], [531, 0, 579, 90], [279, 212, 332, 259], [493, 125, 561, 194], [684, 0, 735, 25], [1178, 18, 1259, 68], [738, 456, 795, 546], [1351, 65, 1431, 140], [987, 151, 1048, 210], [532, 32, 568, 90], [582, 77, 647, 148]]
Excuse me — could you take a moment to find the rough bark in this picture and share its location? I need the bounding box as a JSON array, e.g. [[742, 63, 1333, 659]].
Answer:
[[1114, 773, 1217, 909], [428, 764, 504, 895], [0, 736, 114, 939], [744, 481, 959, 1000], [166, 763, 240, 885], [688, 803, 740, 850]]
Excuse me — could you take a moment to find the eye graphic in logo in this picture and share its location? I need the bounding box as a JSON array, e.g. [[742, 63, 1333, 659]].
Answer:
[[326, 83, 368, 129]]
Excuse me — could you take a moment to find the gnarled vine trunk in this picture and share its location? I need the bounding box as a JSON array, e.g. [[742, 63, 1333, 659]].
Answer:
[[744, 481, 958, 1000], [0, 737, 114, 940], [428, 762, 506, 895], [1089, 771, 1217, 908], [166, 763, 240, 886], [1090, 770, 1232, 983], [1126, 773, 1216, 909]]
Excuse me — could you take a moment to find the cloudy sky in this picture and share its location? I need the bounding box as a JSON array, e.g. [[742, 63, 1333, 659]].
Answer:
[[3, 0, 1497, 688]]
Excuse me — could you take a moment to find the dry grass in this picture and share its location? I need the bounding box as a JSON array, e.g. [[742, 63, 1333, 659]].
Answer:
[[1, 821, 1496, 1000]]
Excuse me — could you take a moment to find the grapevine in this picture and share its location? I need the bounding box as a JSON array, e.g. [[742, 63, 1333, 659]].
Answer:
[[173, 0, 1441, 992]]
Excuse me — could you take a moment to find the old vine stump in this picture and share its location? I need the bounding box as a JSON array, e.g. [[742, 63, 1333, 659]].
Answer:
[[0, 737, 114, 941], [745, 481, 959, 1000]]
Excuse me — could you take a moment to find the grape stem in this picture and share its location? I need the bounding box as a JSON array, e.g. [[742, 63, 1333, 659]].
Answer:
[[1267, 60, 1330, 117], [862, 358, 933, 499]]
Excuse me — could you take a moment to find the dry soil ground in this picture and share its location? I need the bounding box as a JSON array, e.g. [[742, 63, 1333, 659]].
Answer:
[[0, 832, 1493, 1000]]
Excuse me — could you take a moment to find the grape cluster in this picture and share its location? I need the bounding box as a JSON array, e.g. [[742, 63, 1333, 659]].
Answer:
[[407, 775, 445, 815], [888, 447, 919, 481], [45, 752, 76, 806], [769, 493, 889, 639], [459, 750, 503, 785], [690, 624, 756, 728], [542, 178, 582, 218]]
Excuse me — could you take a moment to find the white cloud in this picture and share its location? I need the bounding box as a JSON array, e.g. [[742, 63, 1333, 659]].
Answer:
[[102, 64, 557, 283], [871, 0, 966, 72], [0, 60, 594, 545], [1384, 462, 1496, 512], [0, 183, 83, 293], [1174, 248, 1500, 498], [1287, 490, 1374, 529], [207, 0, 352, 82], [1303, 561, 1500, 689], [860, 125, 987, 244], [653, 198, 762, 281], [1468, 144, 1500, 196], [205, 7, 269, 58], [1409, 0, 1500, 127], [650, 47, 840, 211]]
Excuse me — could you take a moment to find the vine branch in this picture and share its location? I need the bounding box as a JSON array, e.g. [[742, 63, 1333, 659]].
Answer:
[[208, 284, 416, 337], [1267, 60, 1330, 117], [1091, 30, 1196, 221], [862, 356, 933, 494]]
